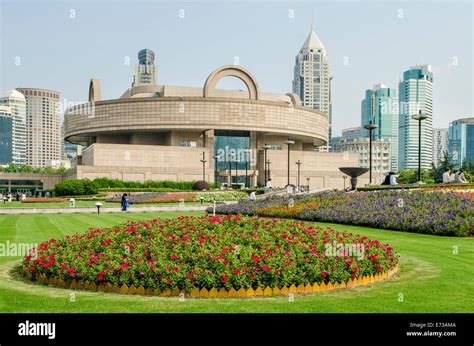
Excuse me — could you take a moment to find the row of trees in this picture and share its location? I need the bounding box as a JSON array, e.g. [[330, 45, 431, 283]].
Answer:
[[0, 163, 69, 174], [397, 152, 473, 184]]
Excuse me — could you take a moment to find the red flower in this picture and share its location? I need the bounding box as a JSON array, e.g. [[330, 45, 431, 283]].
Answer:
[[167, 279, 173, 284], [234, 215, 241, 221], [173, 266, 179, 272], [232, 269, 241, 275], [121, 263, 131, 269], [30, 265, 35, 271], [262, 265, 271, 271], [68, 267, 75, 273], [321, 271, 327, 277], [170, 255, 178, 260], [182, 236, 189, 241], [353, 267, 359, 273]]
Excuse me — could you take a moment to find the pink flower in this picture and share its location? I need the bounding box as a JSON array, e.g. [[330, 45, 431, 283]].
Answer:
[[121, 263, 131, 269], [321, 271, 327, 278], [262, 265, 270, 271]]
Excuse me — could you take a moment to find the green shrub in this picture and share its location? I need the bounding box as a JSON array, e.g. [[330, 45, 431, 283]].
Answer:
[[54, 179, 98, 196], [192, 180, 209, 191], [195, 191, 248, 202]]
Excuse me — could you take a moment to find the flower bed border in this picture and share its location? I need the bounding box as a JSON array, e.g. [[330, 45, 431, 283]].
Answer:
[[21, 264, 399, 298]]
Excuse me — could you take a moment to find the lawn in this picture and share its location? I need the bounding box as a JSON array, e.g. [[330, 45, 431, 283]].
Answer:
[[0, 212, 472, 313], [0, 201, 205, 208]]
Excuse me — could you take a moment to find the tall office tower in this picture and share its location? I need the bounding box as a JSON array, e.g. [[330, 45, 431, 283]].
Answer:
[[0, 106, 13, 165], [16, 88, 61, 168], [0, 90, 27, 165], [132, 49, 157, 87], [398, 65, 433, 170], [361, 84, 399, 171], [449, 117, 474, 167], [432, 128, 449, 168], [293, 24, 332, 144]]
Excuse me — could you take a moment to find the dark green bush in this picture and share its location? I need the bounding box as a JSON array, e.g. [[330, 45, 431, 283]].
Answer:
[[54, 179, 98, 196]]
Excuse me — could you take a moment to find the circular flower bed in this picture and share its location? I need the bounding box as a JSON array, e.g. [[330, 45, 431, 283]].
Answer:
[[22, 215, 398, 292]]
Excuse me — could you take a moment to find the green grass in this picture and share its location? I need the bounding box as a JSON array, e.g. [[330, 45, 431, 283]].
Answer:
[[0, 201, 205, 208], [0, 212, 472, 313]]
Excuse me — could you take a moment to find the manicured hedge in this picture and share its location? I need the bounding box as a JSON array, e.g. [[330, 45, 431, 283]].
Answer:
[[93, 178, 219, 191], [54, 179, 98, 196]]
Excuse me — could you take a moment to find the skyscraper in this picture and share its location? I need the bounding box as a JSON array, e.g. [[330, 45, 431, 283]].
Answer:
[[432, 128, 449, 168], [0, 106, 13, 165], [132, 49, 157, 87], [449, 117, 474, 167], [293, 24, 332, 144], [16, 88, 61, 168], [361, 84, 399, 171], [0, 90, 27, 165], [398, 65, 433, 170]]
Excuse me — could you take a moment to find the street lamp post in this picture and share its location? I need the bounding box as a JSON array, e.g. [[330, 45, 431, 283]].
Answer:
[[261, 144, 272, 186], [412, 109, 429, 183], [284, 139, 295, 186], [244, 149, 251, 188], [213, 154, 221, 187], [266, 160, 271, 181], [228, 153, 232, 189], [200, 151, 207, 182], [295, 160, 302, 190], [363, 121, 378, 185]]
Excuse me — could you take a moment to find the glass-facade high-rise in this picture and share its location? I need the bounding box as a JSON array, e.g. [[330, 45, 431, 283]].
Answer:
[[0, 106, 13, 165], [16, 88, 61, 168], [361, 84, 399, 171], [293, 25, 332, 144], [0, 90, 27, 165], [398, 65, 433, 170], [449, 117, 474, 167], [432, 128, 449, 168], [132, 49, 157, 87]]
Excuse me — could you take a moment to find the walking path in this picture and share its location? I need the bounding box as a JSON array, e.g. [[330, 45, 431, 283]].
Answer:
[[0, 205, 211, 215]]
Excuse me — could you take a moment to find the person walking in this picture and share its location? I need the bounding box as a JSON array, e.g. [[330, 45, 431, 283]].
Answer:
[[121, 193, 129, 212]]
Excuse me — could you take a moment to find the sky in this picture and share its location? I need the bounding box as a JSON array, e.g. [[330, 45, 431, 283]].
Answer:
[[1, 0, 472, 136]]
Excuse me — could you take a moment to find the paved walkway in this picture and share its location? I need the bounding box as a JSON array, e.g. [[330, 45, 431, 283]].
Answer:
[[0, 205, 211, 215]]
